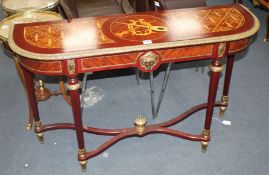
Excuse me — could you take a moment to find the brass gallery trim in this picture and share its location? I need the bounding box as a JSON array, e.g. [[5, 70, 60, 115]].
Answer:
[[66, 81, 81, 91], [19, 59, 63, 74], [8, 5, 260, 61], [2, 1, 60, 16]]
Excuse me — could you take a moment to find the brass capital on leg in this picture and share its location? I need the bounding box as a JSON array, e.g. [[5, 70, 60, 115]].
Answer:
[[34, 121, 44, 144], [201, 129, 210, 153], [219, 95, 229, 118], [78, 149, 87, 172], [66, 80, 81, 91]]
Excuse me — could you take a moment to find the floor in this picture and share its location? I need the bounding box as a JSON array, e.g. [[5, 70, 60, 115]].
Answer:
[[0, 0, 268, 175]]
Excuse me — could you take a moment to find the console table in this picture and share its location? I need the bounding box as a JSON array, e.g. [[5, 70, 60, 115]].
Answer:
[[8, 4, 259, 172]]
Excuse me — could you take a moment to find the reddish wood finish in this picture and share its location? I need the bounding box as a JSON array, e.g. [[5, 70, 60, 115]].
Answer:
[[19, 57, 63, 75], [204, 59, 222, 130], [68, 78, 85, 150], [21, 66, 41, 125], [9, 4, 259, 171], [39, 101, 224, 160], [12, 5, 255, 56], [223, 55, 235, 96]]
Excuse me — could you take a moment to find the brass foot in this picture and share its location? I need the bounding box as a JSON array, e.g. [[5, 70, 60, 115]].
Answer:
[[201, 141, 209, 153], [26, 122, 32, 131], [201, 130, 210, 153], [35, 80, 51, 101], [80, 161, 87, 172], [36, 133, 44, 144], [219, 106, 227, 118], [34, 121, 44, 144], [78, 149, 87, 172], [219, 96, 228, 118]]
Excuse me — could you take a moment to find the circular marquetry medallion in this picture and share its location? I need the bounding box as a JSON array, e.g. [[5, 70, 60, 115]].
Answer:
[[109, 15, 169, 42]]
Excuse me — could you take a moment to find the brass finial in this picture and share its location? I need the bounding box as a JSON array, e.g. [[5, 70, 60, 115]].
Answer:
[[35, 80, 51, 101], [134, 115, 147, 135]]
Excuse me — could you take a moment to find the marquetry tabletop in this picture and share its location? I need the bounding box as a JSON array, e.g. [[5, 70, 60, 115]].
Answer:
[[9, 4, 259, 60]]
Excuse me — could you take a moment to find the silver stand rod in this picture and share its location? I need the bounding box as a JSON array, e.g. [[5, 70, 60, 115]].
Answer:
[[149, 71, 156, 118], [155, 63, 172, 117], [149, 63, 173, 119]]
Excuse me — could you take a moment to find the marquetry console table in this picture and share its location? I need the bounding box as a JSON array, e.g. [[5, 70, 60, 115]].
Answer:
[[8, 4, 259, 172]]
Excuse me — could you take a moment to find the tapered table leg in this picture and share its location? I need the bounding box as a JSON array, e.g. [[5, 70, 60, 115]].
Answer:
[[202, 59, 224, 153], [21, 66, 44, 143], [13, 57, 33, 130], [219, 55, 235, 118], [66, 77, 87, 172]]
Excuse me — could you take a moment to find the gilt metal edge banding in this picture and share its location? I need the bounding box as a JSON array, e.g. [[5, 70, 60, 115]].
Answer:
[[8, 6, 260, 61], [2, 1, 60, 16]]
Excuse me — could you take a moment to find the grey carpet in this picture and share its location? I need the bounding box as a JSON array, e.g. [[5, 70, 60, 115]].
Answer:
[[0, 0, 268, 175]]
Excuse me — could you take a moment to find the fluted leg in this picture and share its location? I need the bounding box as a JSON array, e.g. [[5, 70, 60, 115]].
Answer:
[[21, 65, 44, 143], [219, 55, 235, 118], [202, 59, 223, 153], [66, 77, 87, 172]]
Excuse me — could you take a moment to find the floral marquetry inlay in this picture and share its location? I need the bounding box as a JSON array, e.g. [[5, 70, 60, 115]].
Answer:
[[23, 20, 115, 49], [22, 7, 246, 49], [165, 7, 245, 35]]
